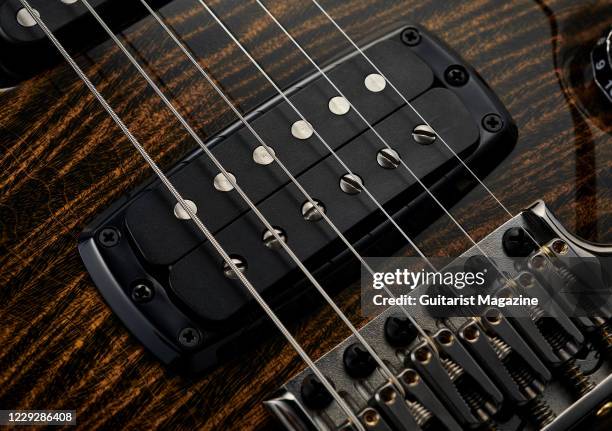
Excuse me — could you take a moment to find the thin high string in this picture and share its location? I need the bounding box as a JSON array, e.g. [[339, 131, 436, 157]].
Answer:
[[303, 0, 567, 293], [138, 0, 434, 348], [195, 1, 511, 284], [17, 1, 363, 428], [193, 0, 436, 267], [305, 0, 553, 279], [78, 0, 402, 395], [254, 0, 515, 278], [310, 0, 515, 219]]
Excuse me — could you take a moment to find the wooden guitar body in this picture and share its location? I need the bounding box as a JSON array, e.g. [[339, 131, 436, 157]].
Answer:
[[0, 0, 610, 429]]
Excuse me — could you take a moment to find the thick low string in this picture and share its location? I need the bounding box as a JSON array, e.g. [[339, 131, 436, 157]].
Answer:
[[138, 0, 434, 349], [17, 1, 364, 428], [192, 0, 437, 266], [78, 0, 405, 395]]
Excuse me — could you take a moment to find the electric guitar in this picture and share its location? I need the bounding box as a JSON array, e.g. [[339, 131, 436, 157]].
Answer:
[[0, 0, 610, 430]]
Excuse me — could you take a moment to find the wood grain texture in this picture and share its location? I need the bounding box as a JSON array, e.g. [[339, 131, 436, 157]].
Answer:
[[0, 0, 610, 429]]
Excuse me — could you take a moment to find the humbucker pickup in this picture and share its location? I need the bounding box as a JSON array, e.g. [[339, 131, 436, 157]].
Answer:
[[78, 25, 517, 373]]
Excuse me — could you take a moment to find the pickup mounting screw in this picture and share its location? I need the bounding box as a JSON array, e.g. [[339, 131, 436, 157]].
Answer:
[[412, 124, 436, 145], [343, 343, 377, 378], [503, 227, 536, 257], [300, 374, 333, 410], [97, 227, 120, 247], [401, 27, 421, 46], [178, 327, 201, 348], [482, 113, 503, 133], [445, 65, 469, 86], [131, 282, 153, 303], [385, 315, 417, 347]]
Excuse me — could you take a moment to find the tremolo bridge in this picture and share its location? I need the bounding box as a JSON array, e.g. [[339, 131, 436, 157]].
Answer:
[[79, 26, 516, 372], [267, 201, 612, 431]]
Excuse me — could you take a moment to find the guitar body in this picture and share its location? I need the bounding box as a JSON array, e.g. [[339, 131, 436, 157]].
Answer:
[[0, 0, 610, 429]]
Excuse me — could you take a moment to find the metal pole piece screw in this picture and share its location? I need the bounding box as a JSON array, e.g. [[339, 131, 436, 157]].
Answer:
[[401, 27, 421, 46], [412, 124, 436, 145], [339, 173, 364, 194], [222, 256, 247, 279], [377, 148, 401, 169], [97, 227, 120, 247], [301, 200, 326, 221], [262, 227, 287, 250]]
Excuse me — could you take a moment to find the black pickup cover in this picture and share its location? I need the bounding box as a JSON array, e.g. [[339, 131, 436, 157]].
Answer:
[[79, 25, 516, 372]]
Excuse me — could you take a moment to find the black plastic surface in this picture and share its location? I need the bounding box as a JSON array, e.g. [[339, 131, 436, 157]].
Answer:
[[0, 0, 171, 87], [79, 25, 517, 373]]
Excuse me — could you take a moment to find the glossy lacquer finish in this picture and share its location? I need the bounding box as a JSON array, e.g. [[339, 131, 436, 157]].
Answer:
[[0, 0, 610, 429]]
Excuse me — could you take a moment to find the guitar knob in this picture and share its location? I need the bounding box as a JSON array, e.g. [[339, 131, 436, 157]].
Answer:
[[591, 27, 612, 103]]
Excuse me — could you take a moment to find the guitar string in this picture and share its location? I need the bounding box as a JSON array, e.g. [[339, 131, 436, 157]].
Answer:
[[189, 0, 445, 266], [16, 2, 364, 429], [194, 1, 512, 283], [308, 0, 560, 266], [295, 0, 557, 284], [137, 0, 435, 348], [78, 0, 403, 395], [311, 0, 515, 219], [254, 0, 517, 279]]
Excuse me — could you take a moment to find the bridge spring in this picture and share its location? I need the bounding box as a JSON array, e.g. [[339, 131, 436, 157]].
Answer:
[[502, 350, 557, 427], [440, 358, 464, 382], [490, 337, 512, 360], [525, 397, 556, 428], [599, 321, 612, 357], [407, 400, 433, 429], [535, 318, 596, 397]]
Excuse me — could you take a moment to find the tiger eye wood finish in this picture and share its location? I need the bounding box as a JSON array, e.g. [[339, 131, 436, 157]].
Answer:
[[0, 0, 610, 429]]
